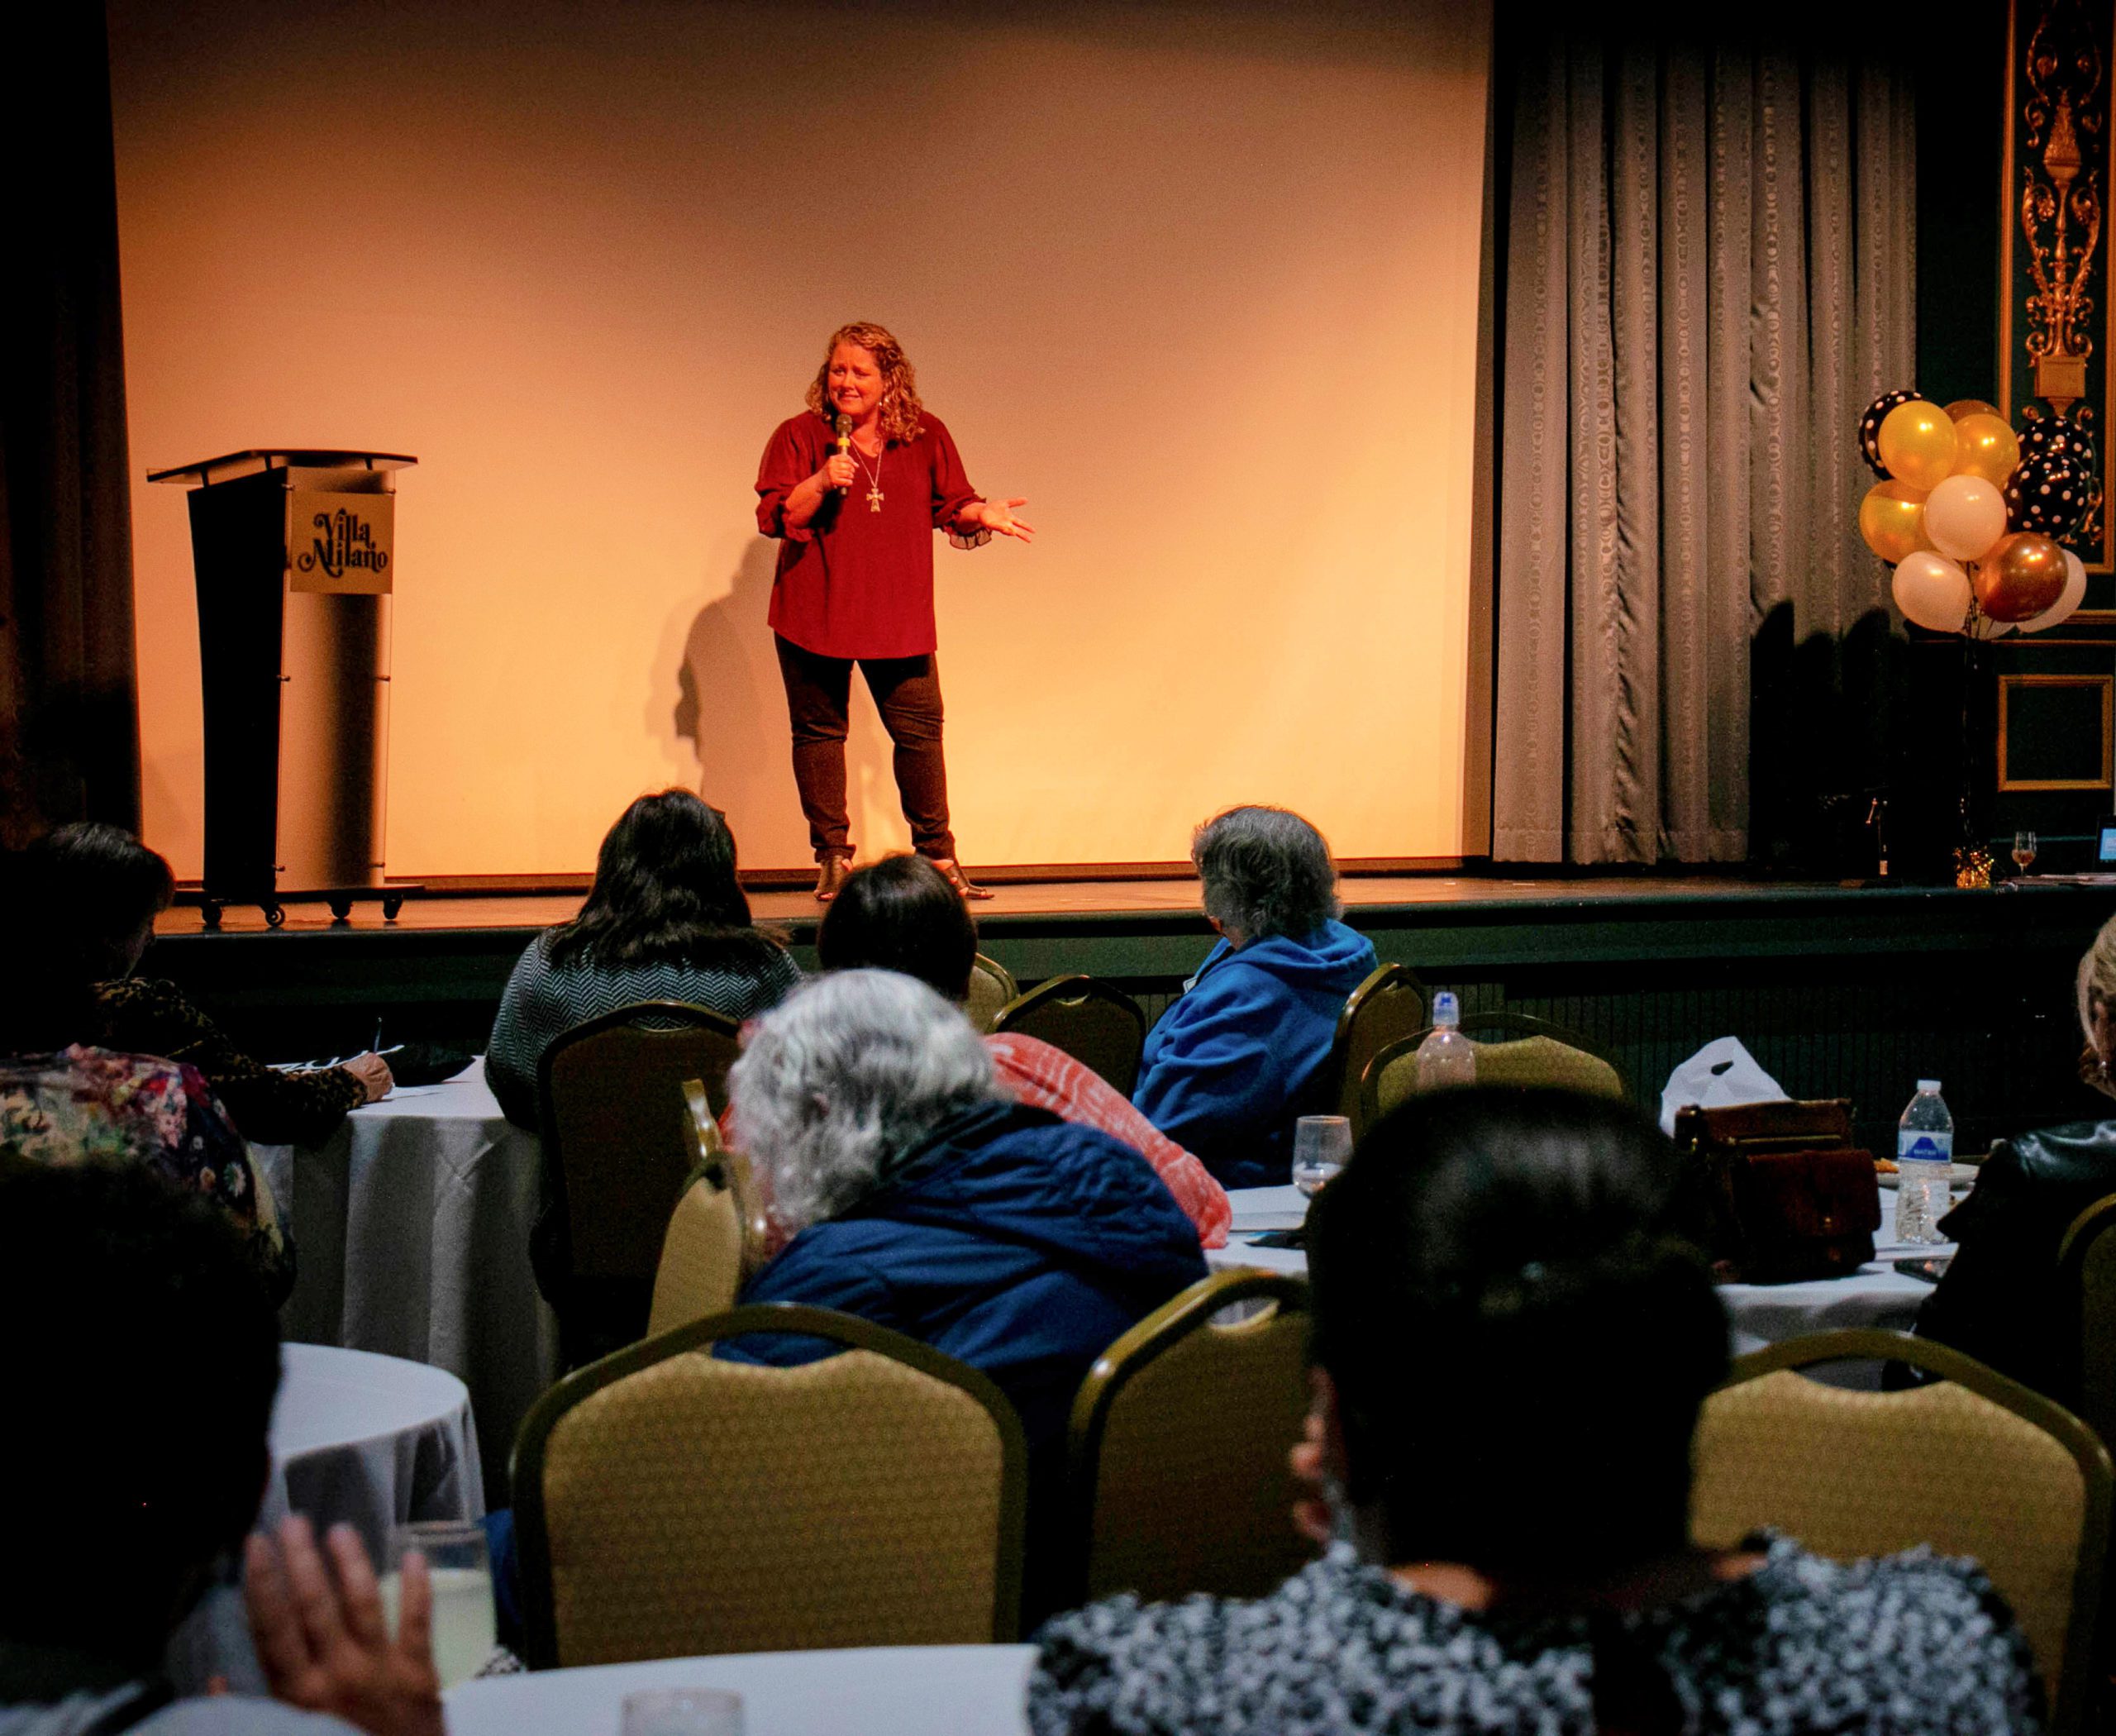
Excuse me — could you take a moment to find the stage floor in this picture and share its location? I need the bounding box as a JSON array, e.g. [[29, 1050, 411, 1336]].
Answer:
[[155, 871, 1939, 938]]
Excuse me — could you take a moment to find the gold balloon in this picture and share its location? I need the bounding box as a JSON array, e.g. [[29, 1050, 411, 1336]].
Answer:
[[1877, 400, 1958, 489], [1946, 398, 2003, 422], [1948, 413, 2021, 485], [1858, 479, 1933, 565], [1973, 531, 2068, 622]]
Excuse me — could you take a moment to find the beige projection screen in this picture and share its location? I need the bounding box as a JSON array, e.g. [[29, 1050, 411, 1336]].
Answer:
[[111, 0, 1490, 876]]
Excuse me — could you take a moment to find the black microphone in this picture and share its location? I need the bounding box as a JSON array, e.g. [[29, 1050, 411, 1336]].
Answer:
[[834, 414, 853, 490]]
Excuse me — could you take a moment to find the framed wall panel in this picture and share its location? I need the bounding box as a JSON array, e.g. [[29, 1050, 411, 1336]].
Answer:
[[1996, 672, 2114, 789]]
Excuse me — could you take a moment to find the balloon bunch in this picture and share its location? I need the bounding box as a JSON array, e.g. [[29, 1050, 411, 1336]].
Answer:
[[1856, 392, 2092, 637]]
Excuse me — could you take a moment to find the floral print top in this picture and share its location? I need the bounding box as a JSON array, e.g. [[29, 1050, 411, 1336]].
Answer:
[[0, 1046, 293, 1303]]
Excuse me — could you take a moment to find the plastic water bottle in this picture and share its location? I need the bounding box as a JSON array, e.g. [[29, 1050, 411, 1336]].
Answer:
[[1894, 1080, 1955, 1245], [1416, 992, 1477, 1091]]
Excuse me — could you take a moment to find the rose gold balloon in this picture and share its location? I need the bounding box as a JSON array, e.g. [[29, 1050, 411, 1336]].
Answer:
[[1973, 531, 2068, 622], [1945, 398, 2003, 422]]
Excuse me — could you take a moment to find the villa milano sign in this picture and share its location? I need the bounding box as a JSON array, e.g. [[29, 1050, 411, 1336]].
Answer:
[[287, 490, 394, 593]]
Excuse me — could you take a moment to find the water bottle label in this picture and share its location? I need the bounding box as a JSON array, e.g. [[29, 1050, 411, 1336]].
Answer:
[[1898, 1132, 1953, 1161]]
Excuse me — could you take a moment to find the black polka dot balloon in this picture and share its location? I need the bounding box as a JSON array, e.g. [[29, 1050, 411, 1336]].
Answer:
[[2005, 451, 2091, 538], [1858, 388, 1920, 478], [2018, 412, 2097, 471]]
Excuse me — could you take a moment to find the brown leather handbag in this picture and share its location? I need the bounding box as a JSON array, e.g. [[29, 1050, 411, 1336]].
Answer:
[[1670, 1099, 1880, 1285]]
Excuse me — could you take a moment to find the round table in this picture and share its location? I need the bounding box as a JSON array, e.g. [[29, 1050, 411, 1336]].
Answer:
[[444, 1645, 1037, 1736], [1211, 1183, 1955, 1356], [255, 1063, 555, 1506], [169, 1343, 485, 1695], [265, 1341, 485, 1558]]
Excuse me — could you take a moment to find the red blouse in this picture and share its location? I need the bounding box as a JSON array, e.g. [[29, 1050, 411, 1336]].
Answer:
[[754, 410, 984, 659]]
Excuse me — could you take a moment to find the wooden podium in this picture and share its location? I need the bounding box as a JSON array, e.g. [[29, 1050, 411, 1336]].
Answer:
[[148, 449, 419, 927]]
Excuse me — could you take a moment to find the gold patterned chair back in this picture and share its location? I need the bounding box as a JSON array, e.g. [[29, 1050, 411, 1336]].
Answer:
[[1690, 1328, 2112, 1735], [965, 953, 1018, 1034], [534, 1002, 744, 1366], [2056, 1194, 2116, 1462], [645, 1089, 766, 1338], [1067, 1270, 1313, 1605], [513, 1304, 1028, 1668], [1326, 964, 1427, 1129], [993, 974, 1148, 1095], [1362, 1013, 1623, 1126]]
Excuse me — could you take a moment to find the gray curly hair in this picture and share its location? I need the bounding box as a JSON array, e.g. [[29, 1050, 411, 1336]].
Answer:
[[727, 969, 1000, 1233], [1192, 805, 1342, 942]]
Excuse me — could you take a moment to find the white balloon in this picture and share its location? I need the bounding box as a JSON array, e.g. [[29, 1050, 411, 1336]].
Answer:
[[2018, 548, 2090, 633], [1892, 550, 1972, 632], [1923, 474, 2009, 561]]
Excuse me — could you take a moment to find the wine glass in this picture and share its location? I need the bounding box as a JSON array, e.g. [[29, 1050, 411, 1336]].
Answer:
[[384, 1521, 494, 1688], [1291, 1116, 1353, 1198], [2013, 830, 2038, 875]]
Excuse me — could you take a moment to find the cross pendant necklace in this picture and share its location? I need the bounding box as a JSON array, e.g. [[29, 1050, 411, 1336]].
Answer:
[[854, 441, 884, 513]]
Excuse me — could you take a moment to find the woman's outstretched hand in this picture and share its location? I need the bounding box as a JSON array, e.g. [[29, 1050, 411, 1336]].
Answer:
[[245, 1516, 445, 1736], [963, 498, 1035, 542]]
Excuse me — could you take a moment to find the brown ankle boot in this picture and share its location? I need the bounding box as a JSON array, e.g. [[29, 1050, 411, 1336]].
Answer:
[[815, 854, 854, 902], [927, 856, 994, 900]]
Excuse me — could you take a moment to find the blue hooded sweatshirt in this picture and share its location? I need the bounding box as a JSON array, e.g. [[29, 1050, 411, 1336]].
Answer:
[[727, 1099, 1208, 1614], [1132, 918, 1378, 1189]]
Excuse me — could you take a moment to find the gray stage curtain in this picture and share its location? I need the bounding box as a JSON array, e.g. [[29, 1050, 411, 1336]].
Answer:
[[1493, 27, 1915, 864], [0, 2, 142, 843]]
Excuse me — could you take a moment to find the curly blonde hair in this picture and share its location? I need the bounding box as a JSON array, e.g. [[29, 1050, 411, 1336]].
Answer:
[[804, 322, 925, 446], [2080, 915, 2116, 1045]]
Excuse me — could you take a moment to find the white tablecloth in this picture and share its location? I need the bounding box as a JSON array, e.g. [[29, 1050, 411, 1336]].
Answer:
[[1212, 1183, 1954, 1355], [266, 1342, 485, 1557], [170, 1343, 485, 1695], [255, 1066, 557, 1504], [444, 1646, 1036, 1736]]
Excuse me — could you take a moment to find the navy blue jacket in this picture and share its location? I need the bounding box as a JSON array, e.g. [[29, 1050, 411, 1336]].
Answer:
[[733, 1100, 1207, 1450], [1132, 919, 1377, 1188]]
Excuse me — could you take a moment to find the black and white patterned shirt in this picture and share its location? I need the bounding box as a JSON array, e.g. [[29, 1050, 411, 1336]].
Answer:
[[483, 929, 800, 1128], [1028, 1537, 2042, 1735]]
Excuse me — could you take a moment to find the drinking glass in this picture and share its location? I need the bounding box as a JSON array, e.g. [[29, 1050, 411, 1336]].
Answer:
[[621, 1690, 745, 1736], [383, 1521, 494, 1689], [2012, 830, 2038, 875], [1291, 1115, 1353, 1198]]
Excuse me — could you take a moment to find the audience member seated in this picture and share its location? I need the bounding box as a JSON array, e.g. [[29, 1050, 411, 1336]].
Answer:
[[15, 823, 391, 1146], [1131, 805, 1377, 1187], [813, 852, 1231, 1247], [1913, 913, 2116, 1396], [0, 1161, 443, 1736], [1030, 1089, 2042, 1736], [484, 789, 801, 1127], [725, 969, 1208, 1614]]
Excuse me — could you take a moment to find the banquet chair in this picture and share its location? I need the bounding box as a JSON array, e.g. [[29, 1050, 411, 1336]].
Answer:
[[1691, 1327, 2111, 1736], [534, 1001, 744, 1370], [1361, 1012, 1623, 1125], [965, 952, 1018, 1033], [644, 1083, 767, 1338], [1066, 1269, 1313, 1605], [512, 1304, 1028, 1668], [2056, 1193, 2116, 1457], [992, 974, 1148, 1095], [1324, 964, 1427, 1130]]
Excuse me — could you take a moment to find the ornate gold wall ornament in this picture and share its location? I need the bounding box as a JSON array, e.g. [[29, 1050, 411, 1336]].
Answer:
[[2003, 0, 2113, 573]]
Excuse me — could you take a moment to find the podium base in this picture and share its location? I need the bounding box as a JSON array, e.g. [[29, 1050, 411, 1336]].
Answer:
[[197, 884, 427, 930]]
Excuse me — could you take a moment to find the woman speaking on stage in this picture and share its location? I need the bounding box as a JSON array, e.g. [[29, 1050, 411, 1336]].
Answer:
[[755, 321, 1032, 902]]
